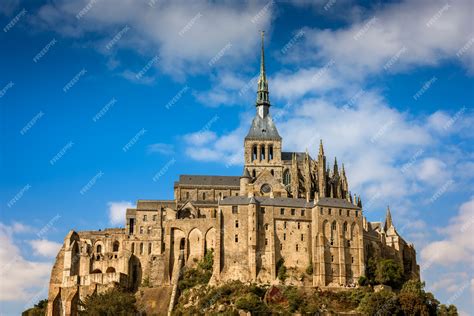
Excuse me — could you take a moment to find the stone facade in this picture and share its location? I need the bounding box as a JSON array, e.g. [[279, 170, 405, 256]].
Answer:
[[46, 33, 419, 316]]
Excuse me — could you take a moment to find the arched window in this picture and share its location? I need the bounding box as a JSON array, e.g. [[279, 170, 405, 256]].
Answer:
[[113, 241, 119, 252], [260, 145, 265, 161], [283, 169, 291, 186], [343, 222, 348, 232], [270, 169, 274, 176], [332, 222, 336, 231], [269, 145, 273, 160], [252, 169, 256, 178], [252, 145, 257, 161], [106, 267, 115, 273], [96, 244, 102, 254]]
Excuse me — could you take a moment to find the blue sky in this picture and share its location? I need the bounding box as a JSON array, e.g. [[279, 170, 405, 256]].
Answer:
[[0, 0, 473, 314]]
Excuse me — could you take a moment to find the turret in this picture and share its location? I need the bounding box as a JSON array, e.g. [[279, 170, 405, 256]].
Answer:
[[240, 168, 251, 196], [317, 140, 326, 198]]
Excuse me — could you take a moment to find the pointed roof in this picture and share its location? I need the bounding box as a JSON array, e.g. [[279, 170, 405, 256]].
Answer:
[[241, 168, 251, 178], [256, 30, 270, 107], [319, 139, 324, 156], [333, 157, 339, 175], [384, 206, 393, 230]]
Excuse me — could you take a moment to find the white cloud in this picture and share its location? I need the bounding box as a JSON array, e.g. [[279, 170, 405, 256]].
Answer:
[[421, 196, 474, 266], [299, 0, 474, 76], [28, 239, 62, 258], [108, 201, 134, 226], [0, 223, 52, 302], [416, 158, 450, 185], [34, 1, 273, 78], [147, 143, 175, 155]]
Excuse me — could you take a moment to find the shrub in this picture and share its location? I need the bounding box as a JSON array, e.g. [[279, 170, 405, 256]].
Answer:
[[276, 258, 287, 282], [358, 275, 369, 286], [235, 293, 269, 314], [283, 286, 304, 312], [306, 262, 313, 275], [178, 250, 214, 291], [358, 290, 400, 315], [22, 299, 47, 316], [78, 288, 137, 315]]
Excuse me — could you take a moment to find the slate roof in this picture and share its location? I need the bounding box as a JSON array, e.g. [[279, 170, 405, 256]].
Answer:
[[281, 151, 313, 162], [245, 114, 281, 140], [176, 175, 240, 187], [220, 196, 360, 209], [316, 197, 360, 209]]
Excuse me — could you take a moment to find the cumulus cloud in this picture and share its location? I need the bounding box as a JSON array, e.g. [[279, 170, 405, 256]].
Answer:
[[108, 201, 134, 226], [421, 196, 474, 266], [34, 0, 273, 78], [28, 239, 62, 258], [0, 223, 52, 302]]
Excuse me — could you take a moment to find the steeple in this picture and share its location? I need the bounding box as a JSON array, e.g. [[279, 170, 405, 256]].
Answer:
[[319, 139, 325, 156], [384, 206, 393, 230], [256, 31, 270, 118], [333, 157, 339, 176]]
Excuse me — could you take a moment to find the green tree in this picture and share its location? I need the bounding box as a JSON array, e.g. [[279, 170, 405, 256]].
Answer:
[[358, 290, 400, 315], [276, 258, 287, 282], [22, 299, 48, 316], [375, 259, 403, 289], [398, 280, 440, 316], [79, 288, 137, 315]]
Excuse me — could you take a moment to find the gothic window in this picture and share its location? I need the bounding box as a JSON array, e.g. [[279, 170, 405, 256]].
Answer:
[[252, 145, 257, 161], [96, 244, 102, 254], [269, 146, 273, 160], [332, 222, 336, 231], [113, 241, 119, 252], [261, 184, 271, 194], [284, 221, 287, 229], [260, 145, 265, 160], [283, 169, 291, 186]]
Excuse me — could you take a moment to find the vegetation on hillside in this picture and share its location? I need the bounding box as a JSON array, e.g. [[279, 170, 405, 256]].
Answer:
[[178, 249, 214, 291], [22, 299, 47, 316], [78, 287, 138, 315]]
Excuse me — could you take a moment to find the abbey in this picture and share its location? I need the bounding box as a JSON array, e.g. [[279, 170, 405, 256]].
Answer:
[[47, 34, 419, 315]]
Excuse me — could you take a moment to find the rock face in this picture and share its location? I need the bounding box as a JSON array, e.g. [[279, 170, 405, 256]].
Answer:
[[45, 34, 419, 316]]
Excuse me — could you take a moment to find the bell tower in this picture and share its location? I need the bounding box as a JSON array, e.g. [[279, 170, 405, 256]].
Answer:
[[244, 31, 283, 182]]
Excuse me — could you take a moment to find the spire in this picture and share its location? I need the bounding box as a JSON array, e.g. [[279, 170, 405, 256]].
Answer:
[[319, 139, 324, 156], [256, 31, 270, 117], [342, 163, 346, 176], [384, 206, 393, 230], [333, 157, 339, 175]]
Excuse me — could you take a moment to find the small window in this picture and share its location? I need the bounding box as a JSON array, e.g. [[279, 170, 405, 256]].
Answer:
[[235, 220, 239, 228], [330, 238, 334, 246], [148, 243, 152, 254], [280, 208, 284, 215], [202, 192, 206, 200], [331, 255, 334, 262], [301, 234, 304, 241], [140, 243, 144, 255], [352, 256, 354, 263], [261, 207, 265, 214], [347, 210, 350, 216], [297, 222, 301, 229], [328, 209, 332, 215], [355, 211, 359, 217], [139, 226, 144, 234], [265, 224, 269, 230], [143, 215, 147, 221], [301, 209, 305, 216], [296, 244, 299, 252], [269, 146, 273, 160], [284, 221, 287, 229], [283, 233, 286, 240], [232, 206, 238, 214], [235, 234, 239, 243], [270, 169, 274, 176], [343, 222, 348, 232], [131, 242, 135, 254], [153, 214, 157, 221], [339, 209, 342, 216], [280, 243, 282, 250], [265, 238, 268, 246], [291, 209, 295, 215], [332, 222, 336, 230], [320, 208, 323, 215], [347, 240, 351, 247], [148, 226, 152, 234], [252, 169, 256, 177], [185, 192, 189, 199], [113, 241, 119, 252], [96, 244, 102, 253]]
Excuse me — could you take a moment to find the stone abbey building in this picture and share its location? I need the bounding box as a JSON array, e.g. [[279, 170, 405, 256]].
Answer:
[[47, 33, 419, 315]]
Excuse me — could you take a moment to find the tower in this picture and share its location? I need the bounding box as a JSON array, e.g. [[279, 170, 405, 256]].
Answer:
[[244, 31, 283, 181]]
